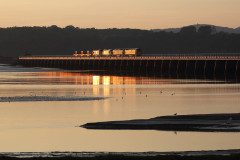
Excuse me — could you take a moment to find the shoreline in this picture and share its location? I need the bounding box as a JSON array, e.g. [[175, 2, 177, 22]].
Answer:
[[81, 113, 240, 132], [0, 57, 17, 65], [0, 149, 240, 159]]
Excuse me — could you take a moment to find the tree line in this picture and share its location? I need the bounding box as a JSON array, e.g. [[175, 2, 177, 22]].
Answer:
[[0, 25, 240, 57]]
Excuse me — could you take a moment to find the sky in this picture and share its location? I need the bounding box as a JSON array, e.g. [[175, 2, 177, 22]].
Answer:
[[0, 0, 240, 29]]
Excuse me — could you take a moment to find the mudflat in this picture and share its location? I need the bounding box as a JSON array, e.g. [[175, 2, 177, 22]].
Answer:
[[0, 150, 240, 160], [81, 113, 240, 132], [0, 96, 105, 102]]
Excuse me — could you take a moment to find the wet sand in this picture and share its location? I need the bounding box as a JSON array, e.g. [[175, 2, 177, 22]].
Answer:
[[0, 150, 240, 160], [0, 96, 105, 102], [82, 113, 240, 132]]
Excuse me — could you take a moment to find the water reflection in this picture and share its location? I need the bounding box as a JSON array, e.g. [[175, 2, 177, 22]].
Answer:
[[28, 71, 231, 85], [93, 76, 100, 86]]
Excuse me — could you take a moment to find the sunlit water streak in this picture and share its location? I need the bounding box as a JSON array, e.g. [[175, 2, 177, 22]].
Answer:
[[0, 64, 240, 152]]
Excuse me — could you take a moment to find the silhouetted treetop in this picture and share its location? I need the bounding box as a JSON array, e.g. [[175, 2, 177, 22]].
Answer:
[[198, 26, 215, 35], [180, 26, 197, 35]]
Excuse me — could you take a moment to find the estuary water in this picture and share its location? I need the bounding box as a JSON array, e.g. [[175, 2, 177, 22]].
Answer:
[[0, 64, 240, 152]]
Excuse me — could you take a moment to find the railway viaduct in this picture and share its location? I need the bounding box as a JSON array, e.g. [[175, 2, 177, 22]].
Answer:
[[18, 55, 240, 78]]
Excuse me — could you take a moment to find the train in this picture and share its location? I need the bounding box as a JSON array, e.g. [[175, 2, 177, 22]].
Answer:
[[73, 48, 141, 57]]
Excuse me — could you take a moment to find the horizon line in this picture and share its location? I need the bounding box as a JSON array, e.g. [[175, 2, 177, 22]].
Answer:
[[0, 24, 240, 30]]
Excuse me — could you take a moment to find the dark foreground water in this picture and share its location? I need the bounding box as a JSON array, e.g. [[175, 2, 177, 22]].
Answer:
[[0, 64, 240, 152]]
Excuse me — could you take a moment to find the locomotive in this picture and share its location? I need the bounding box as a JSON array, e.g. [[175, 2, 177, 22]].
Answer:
[[73, 48, 141, 57]]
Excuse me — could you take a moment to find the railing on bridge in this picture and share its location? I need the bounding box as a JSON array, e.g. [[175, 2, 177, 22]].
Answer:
[[19, 54, 240, 61]]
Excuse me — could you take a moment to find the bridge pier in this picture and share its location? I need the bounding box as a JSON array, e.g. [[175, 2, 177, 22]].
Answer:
[[226, 60, 238, 78], [177, 61, 187, 77], [168, 60, 178, 76], [205, 60, 215, 77], [185, 60, 195, 78], [236, 60, 240, 77], [161, 60, 170, 76]]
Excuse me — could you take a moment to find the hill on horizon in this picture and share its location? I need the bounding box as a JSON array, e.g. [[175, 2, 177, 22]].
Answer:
[[152, 24, 240, 34]]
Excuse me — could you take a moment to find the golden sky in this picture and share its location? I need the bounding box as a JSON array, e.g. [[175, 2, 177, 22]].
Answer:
[[0, 0, 239, 29]]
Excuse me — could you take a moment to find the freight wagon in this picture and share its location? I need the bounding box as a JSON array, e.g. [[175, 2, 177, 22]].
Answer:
[[93, 50, 103, 56], [112, 49, 125, 56], [102, 49, 113, 56], [124, 48, 141, 56]]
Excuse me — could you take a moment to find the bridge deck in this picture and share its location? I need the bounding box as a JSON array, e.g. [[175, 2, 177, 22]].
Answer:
[[18, 55, 240, 61]]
